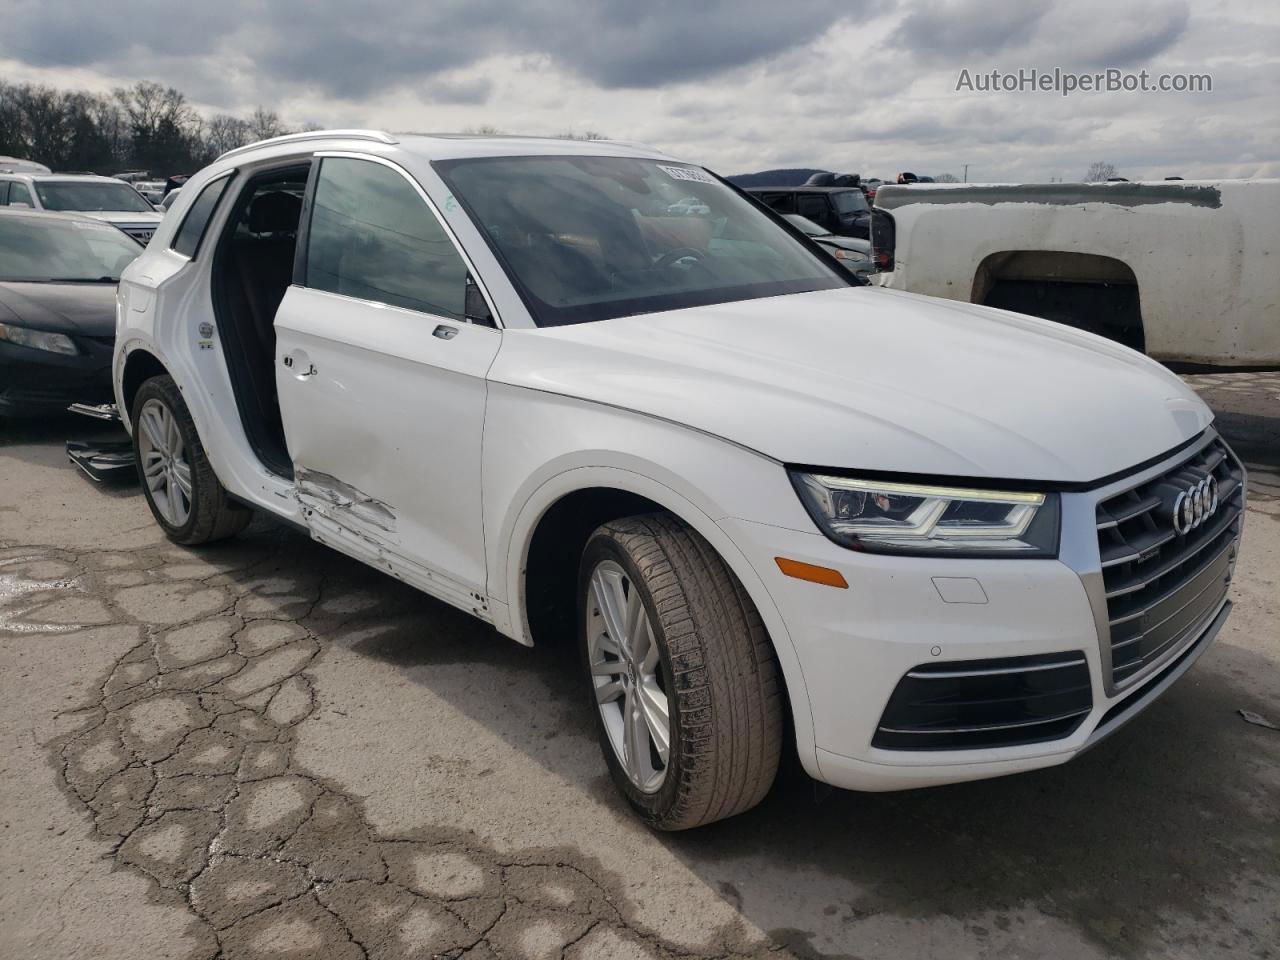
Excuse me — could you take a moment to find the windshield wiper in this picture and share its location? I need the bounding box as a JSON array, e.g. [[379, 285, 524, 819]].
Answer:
[[43, 276, 120, 283]]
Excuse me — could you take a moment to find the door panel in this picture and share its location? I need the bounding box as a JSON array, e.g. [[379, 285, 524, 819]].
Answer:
[[275, 285, 499, 595], [273, 154, 500, 604]]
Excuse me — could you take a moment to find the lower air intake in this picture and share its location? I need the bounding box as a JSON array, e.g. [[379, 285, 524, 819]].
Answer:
[[873, 652, 1092, 751]]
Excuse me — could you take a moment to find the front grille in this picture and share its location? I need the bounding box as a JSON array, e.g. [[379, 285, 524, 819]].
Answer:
[[1095, 438, 1244, 686], [872, 652, 1093, 750]]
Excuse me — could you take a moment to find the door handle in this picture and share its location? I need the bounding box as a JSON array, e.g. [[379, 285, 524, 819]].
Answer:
[[432, 324, 459, 341], [282, 352, 316, 378]]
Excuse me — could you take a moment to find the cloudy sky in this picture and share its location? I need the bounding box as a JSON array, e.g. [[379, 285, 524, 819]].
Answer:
[[2, 0, 1277, 181]]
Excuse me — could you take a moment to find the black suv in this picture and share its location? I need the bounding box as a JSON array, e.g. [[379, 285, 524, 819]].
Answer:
[[745, 186, 871, 239]]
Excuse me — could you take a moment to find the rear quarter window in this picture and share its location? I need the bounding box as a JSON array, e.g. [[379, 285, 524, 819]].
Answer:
[[172, 174, 232, 258]]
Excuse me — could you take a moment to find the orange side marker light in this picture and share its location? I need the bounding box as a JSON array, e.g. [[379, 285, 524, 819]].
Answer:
[[775, 557, 849, 589]]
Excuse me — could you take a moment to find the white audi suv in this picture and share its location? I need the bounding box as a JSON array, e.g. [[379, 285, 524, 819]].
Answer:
[[111, 131, 1245, 829]]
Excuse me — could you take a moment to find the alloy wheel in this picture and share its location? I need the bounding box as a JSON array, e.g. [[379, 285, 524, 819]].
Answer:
[[586, 560, 671, 793], [137, 397, 192, 527]]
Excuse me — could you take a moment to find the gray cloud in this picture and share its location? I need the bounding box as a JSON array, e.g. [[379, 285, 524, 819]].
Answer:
[[890, 0, 1052, 59], [0, 1, 1272, 182], [1, 0, 868, 101]]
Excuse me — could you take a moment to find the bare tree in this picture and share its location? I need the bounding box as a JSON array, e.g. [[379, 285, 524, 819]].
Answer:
[[933, 172, 961, 182], [205, 114, 252, 157], [553, 130, 607, 141], [114, 81, 199, 172], [1, 78, 304, 175], [463, 124, 505, 135], [1085, 161, 1118, 182], [246, 107, 289, 142]]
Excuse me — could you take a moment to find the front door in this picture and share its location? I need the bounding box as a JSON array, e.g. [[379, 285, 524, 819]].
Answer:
[[274, 154, 500, 614]]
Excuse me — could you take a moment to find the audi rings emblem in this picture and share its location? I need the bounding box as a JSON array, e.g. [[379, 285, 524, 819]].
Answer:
[[1173, 476, 1218, 534]]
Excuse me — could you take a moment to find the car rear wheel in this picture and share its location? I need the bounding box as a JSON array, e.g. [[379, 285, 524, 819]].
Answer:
[[579, 513, 783, 830], [132, 375, 251, 545]]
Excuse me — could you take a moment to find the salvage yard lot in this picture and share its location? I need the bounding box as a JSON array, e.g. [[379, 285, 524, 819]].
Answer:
[[2, 373, 1278, 960]]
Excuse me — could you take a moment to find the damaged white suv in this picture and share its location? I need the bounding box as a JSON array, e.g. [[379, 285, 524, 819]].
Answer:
[[113, 131, 1246, 829]]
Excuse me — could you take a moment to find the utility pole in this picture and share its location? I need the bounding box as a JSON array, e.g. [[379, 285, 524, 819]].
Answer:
[[963, 164, 969, 183]]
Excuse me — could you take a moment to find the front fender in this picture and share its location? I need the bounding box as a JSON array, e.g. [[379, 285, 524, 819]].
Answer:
[[482, 386, 820, 777]]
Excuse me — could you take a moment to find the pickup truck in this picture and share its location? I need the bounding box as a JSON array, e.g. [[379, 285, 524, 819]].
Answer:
[[872, 179, 1280, 366]]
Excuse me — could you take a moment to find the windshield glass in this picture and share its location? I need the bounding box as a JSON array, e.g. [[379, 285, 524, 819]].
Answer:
[[435, 156, 848, 326], [783, 214, 829, 237], [832, 190, 868, 214], [0, 215, 142, 281], [34, 180, 155, 213]]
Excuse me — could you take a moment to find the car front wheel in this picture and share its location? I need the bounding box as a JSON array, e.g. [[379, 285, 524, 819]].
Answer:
[[579, 513, 783, 830], [131, 375, 252, 545]]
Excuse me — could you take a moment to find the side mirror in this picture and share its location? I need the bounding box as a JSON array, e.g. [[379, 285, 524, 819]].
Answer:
[[464, 275, 496, 328]]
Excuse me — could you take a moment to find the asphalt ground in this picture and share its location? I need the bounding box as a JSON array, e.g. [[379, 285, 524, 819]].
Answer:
[[2, 372, 1277, 960]]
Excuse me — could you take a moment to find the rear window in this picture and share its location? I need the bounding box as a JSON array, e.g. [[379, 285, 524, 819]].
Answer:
[[172, 175, 231, 258]]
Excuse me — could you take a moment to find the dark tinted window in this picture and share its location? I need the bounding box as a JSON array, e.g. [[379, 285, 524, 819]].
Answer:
[[437, 156, 847, 327], [305, 157, 466, 319], [6, 181, 34, 206], [833, 190, 869, 214], [796, 194, 828, 221], [756, 192, 794, 213], [34, 180, 155, 213], [172, 175, 231, 258]]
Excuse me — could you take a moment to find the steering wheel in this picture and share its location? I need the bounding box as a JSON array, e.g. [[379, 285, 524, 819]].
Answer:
[[654, 246, 705, 270]]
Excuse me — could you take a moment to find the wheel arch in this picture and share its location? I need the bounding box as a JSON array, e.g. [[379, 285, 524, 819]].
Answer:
[[970, 250, 1145, 351], [502, 465, 817, 767], [118, 344, 170, 430]]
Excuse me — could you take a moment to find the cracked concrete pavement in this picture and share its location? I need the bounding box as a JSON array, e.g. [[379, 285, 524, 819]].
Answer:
[[2, 372, 1278, 960]]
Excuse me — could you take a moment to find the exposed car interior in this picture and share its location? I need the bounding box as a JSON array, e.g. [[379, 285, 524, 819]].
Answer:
[[211, 162, 310, 478]]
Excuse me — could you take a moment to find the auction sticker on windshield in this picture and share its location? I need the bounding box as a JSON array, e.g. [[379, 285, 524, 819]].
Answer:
[[658, 164, 717, 184]]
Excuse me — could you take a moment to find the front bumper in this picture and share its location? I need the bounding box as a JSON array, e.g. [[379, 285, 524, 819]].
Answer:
[[0, 337, 114, 416], [720, 432, 1243, 792]]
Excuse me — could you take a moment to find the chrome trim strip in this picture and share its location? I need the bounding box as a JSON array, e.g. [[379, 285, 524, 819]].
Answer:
[[906, 658, 1087, 680], [879, 707, 1091, 736]]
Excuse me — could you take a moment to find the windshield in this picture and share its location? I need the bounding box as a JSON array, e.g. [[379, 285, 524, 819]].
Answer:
[[34, 180, 156, 213], [435, 156, 849, 326], [783, 214, 829, 237], [0, 215, 142, 281], [832, 191, 869, 214]]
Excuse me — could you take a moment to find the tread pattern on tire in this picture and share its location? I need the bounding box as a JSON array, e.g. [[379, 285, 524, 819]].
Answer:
[[132, 375, 252, 546], [593, 513, 783, 829]]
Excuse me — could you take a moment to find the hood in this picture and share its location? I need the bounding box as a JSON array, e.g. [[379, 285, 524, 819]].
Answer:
[[0, 282, 118, 336], [489, 287, 1212, 483], [814, 236, 870, 253], [81, 211, 162, 225]]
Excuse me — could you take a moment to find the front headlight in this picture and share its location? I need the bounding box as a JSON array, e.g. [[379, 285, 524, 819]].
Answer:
[[789, 471, 1060, 557], [0, 322, 78, 356]]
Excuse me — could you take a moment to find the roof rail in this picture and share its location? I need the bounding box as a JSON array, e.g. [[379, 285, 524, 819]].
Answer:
[[217, 129, 398, 161]]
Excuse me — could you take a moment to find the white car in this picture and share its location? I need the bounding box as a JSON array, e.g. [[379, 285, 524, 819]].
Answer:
[[0, 172, 163, 244], [112, 131, 1246, 829]]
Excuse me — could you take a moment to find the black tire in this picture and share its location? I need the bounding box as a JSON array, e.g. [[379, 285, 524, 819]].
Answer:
[[578, 513, 783, 830], [131, 374, 252, 545]]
